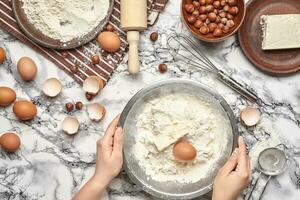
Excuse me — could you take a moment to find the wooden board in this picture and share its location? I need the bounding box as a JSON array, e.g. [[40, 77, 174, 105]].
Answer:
[[238, 0, 300, 75]]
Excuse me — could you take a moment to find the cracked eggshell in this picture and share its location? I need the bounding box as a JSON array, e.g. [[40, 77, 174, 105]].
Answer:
[[87, 103, 106, 121], [82, 76, 104, 95], [42, 78, 62, 97], [240, 106, 261, 127], [62, 116, 79, 135]]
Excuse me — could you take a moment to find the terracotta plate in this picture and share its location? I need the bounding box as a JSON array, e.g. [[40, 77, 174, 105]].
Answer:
[[238, 0, 300, 75], [12, 0, 114, 49]]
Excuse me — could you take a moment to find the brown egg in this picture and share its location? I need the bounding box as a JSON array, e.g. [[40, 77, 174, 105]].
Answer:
[[97, 31, 121, 53], [0, 47, 6, 64], [17, 57, 38, 81], [0, 86, 16, 107], [13, 100, 37, 121], [0, 132, 21, 153], [173, 140, 197, 162]]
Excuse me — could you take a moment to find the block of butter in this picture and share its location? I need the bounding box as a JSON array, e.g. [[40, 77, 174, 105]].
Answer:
[[260, 14, 300, 50]]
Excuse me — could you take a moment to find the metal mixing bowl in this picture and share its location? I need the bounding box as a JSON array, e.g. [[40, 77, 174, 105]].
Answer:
[[120, 79, 238, 199]]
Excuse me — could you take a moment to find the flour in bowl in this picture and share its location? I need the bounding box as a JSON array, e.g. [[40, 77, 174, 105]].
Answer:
[[21, 0, 110, 42], [133, 93, 231, 184]]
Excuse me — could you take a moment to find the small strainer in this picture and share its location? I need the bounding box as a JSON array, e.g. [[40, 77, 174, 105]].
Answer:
[[247, 146, 287, 200]]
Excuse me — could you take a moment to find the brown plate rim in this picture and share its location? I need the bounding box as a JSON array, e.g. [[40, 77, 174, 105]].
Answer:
[[12, 0, 114, 50], [237, 0, 300, 75]]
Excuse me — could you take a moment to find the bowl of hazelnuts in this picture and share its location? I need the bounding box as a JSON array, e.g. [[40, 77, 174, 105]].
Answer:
[[182, 0, 246, 42]]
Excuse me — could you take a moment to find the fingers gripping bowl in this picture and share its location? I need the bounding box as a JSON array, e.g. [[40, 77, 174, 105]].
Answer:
[[120, 80, 238, 199]]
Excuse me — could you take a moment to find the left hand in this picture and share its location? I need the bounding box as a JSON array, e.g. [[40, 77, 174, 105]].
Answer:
[[93, 115, 124, 186]]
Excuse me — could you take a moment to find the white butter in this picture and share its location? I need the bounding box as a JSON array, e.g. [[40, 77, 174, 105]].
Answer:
[[261, 14, 300, 50]]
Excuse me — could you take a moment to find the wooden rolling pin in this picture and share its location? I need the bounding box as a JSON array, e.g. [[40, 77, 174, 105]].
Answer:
[[121, 0, 147, 74]]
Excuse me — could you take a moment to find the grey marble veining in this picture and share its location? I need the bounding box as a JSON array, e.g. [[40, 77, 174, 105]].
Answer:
[[0, 0, 300, 199]]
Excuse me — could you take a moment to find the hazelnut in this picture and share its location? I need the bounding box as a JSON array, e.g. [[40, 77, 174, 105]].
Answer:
[[222, 25, 230, 33], [219, 11, 226, 18], [226, 20, 235, 27], [70, 64, 79, 74], [106, 24, 114, 32], [213, 1, 221, 9], [192, 1, 200, 8], [199, 6, 206, 14], [194, 20, 203, 29], [208, 23, 218, 33], [61, 51, 68, 58], [205, 0, 214, 4], [218, 23, 225, 29], [198, 14, 207, 21], [75, 101, 83, 110], [227, 13, 234, 20], [220, 0, 226, 6], [150, 32, 158, 42], [228, 6, 239, 15], [199, 0, 206, 6], [215, 16, 221, 23], [208, 12, 217, 22], [228, 0, 237, 6], [213, 28, 223, 37], [223, 5, 230, 12], [158, 63, 167, 73], [199, 26, 209, 34], [91, 55, 100, 64], [192, 10, 200, 17], [187, 16, 197, 24], [184, 4, 195, 13], [65, 102, 74, 112], [213, 8, 218, 14], [206, 5, 214, 12], [85, 92, 94, 101], [221, 17, 228, 24]]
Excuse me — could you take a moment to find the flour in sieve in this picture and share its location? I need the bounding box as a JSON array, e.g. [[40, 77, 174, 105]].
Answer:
[[21, 0, 110, 42], [133, 93, 231, 184]]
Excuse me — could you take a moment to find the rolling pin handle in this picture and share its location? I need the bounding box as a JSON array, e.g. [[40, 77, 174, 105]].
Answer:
[[127, 31, 140, 74]]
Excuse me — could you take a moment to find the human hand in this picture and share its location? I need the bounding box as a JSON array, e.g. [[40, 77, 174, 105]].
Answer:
[[93, 115, 124, 186], [212, 136, 251, 200]]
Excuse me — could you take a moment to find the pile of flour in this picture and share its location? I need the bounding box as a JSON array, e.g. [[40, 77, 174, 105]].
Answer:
[[133, 93, 231, 184], [21, 0, 110, 42]]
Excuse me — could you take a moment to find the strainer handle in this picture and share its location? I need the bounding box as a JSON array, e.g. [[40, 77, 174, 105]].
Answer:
[[246, 171, 262, 200], [258, 175, 272, 200]]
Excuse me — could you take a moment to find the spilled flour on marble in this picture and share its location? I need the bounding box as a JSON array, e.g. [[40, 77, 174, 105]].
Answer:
[[21, 0, 110, 42], [133, 93, 232, 184]]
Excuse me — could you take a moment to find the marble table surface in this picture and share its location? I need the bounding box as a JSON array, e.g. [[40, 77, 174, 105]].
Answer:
[[1, 0, 300, 199]]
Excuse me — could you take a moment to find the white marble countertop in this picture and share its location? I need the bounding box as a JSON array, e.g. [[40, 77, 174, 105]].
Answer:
[[0, 0, 300, 200]]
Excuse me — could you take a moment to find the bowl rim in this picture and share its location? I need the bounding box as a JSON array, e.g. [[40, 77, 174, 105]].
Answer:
[[181, 0, 246, 42], [120, 79, 239, 200]]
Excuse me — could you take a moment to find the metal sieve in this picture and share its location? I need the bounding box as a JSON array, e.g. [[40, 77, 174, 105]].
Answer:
[[246, 147, 287, 200], [120, 79, 239, 200]]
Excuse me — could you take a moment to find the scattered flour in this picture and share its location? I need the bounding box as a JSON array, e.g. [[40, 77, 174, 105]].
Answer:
[[21, 0, 110, 42], [133, 93, 232, 184]]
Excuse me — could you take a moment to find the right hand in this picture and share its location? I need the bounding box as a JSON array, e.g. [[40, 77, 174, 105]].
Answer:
[[212, 136, 251, 200]]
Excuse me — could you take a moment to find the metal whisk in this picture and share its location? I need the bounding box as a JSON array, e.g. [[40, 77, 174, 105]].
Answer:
[[167, 34, 260, 103]]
